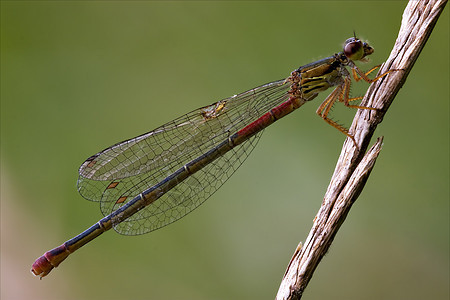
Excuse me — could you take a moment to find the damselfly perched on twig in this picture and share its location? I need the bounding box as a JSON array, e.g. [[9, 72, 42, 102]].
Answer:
[[32, 36, 397, 278]]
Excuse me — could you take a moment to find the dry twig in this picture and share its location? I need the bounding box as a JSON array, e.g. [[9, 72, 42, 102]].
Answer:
[[276, 1, 448, 299]]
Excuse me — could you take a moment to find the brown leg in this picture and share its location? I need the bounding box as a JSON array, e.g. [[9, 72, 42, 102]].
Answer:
[[316, 84, 357, 145], [352, 65, 400, 83]]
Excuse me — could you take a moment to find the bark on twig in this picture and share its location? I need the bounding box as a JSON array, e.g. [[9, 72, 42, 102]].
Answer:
[[276, 1, 448, 299]]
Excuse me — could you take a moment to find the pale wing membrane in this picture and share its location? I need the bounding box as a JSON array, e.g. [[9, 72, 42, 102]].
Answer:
[[114, 132, 262, 235], [77, 80, 290, 235]]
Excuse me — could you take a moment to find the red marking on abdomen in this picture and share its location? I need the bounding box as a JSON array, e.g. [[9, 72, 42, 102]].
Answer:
[[31, 244, 70, 278], [236, 111, 273, 138], [236, 98, 298, 138]]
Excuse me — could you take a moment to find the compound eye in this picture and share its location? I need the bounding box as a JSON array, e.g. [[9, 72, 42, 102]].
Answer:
[[344, 39, 364, 60]]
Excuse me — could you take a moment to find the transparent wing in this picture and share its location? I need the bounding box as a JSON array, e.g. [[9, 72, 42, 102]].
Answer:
[[77, 79, 291, 235]]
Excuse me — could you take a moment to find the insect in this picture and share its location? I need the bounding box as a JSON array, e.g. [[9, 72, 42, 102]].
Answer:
[[32, 36, 396, 278]]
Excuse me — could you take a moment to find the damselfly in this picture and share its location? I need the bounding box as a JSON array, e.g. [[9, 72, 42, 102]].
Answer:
[[32, 36, 396, 278]]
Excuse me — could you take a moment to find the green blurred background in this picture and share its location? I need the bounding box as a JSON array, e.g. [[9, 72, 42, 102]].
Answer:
[[1, 1, 448, 299]]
